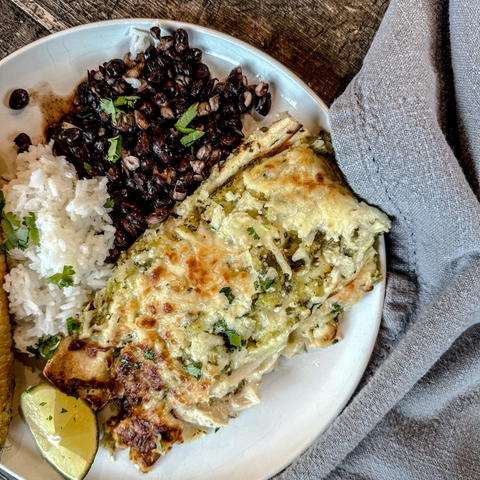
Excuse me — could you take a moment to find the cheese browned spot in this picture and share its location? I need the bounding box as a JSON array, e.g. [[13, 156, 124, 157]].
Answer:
[[44, 116, 390, 473]]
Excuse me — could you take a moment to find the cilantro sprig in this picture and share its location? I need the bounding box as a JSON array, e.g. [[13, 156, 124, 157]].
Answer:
[[66, 317, 80, 335], [46, 265, 75, 290], [107, 135, 122, 163], [119, 357, 141, 370], [104, 198, 115, 209], [0, 191, 40, 255], [213, 320, 246, 350], [174, 103, 205, 147], [26, 335, 62, 360], [263, 278, 275, 290], [247, 227, 260, 240], [182, 362, 202, 380], [220, 287, 235, 304], [143, 351, 157, 364], [99, 96, 139, 124]]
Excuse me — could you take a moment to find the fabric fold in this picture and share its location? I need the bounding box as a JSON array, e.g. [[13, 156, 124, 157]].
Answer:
[[276, 0, 480, 478]]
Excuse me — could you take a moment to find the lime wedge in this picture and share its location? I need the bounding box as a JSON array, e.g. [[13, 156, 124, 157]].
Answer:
[[21, 383, 98, 480]]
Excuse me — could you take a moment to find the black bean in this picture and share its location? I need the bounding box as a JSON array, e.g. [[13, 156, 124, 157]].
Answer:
[[255, 92, 272, 116], [9, 89, 29, 110], [139, 102, 157, 118], [144, 45, 158, 61], [146, 207, 169, 225], [151, 93, 170, 108], [184, 48, 202, 64], [115, 229, 131, 247], [77, 82, 98, 107], [170, 181, 187, 201], [121, 218, 138, 237], [195, 63, 210, 81], [149, 27, 161, 40], [191, 160, 205, 173], [255, 82, 269, 97], [174, 29, 189, 53], [140, 157, 155, 171], [14, 133, 32, 151], [174, 83, 188, 98], [147, 70, 164, 84], [105, 59, 126, 78], [228, 67, 243, 88], [220, 134, 238, 148], [196, 145, 211, 161], [160, 106, 175, 120], [209, 94, 220, 112], [164, 80, 176, 97], [158, 35, 174, 51], [190, 80, 204, 100], [105, 163, 122, 183], [153, 139, 172, 163], [153, 196, 173, 208], [134, 133, 151, 158]]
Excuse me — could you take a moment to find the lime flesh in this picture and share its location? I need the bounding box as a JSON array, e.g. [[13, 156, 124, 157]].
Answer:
[[21, 383, 98, 480]]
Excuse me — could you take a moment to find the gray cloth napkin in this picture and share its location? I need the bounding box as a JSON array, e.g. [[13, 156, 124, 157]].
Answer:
[[275, 0, 480, 478]]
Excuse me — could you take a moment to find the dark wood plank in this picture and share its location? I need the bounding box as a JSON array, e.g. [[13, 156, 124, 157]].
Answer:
[[0, 1, 50, 60], [2, 0, 390, 105]]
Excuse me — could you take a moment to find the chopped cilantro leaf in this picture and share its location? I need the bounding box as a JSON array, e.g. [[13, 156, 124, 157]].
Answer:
[[119, 357, 141, 370], [229, 333, 243, 348], [175, 103, 199, 129], [114, 95, 140, 109], [260, 224, 270, 232], [39, 402, 47, 406], [99, 98, 120, 124], [61, 408, 68, 413], [157, 433, 163, 452], [107, 135, 122, 163], [213, 320, 245, 350], [2, 212, 29, 250], [180, 130, 205, 147], [83, 162, 92, 170], [23, 212, 39, 246], [104, 198, 114, 209], [26, 335, 61, 360], [182, 362, 202, 380], [254, 280, 259, 290], [66, 317, 80, 335], [331, 304, 342, 314], [215, 427, 221, 433], [82, 113, 93, 119], [220, 286, 235, 304], [263, 278, 275, 290], [24, 385, 34, 394], [332, 339, 339, 344], [143, 351, 157, 364], [175, 126, 197, 134], [46, 265, 75, 289], [47, 415, 53, 421], [247, 227, 260, 240]]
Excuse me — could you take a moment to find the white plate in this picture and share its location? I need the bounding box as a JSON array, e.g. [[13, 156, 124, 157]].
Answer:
[[0, 19, 385, 480]]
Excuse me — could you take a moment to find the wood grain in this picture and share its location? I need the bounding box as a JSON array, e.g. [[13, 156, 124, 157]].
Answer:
[[0, 0, 390, 105], [0, 1, 49, 60]]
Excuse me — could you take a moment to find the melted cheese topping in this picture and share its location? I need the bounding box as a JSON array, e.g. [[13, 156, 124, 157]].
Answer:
[[73, 117, 390, 471]]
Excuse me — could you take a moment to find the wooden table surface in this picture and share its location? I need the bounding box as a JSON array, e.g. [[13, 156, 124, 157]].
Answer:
[[1, 0, 389, 107]]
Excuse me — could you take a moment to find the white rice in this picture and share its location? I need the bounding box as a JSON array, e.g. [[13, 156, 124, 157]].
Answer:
[[2, 143, 115, 352]]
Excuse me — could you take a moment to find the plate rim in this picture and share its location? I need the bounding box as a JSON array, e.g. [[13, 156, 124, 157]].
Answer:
[[0, 18, 330, 117], [0, 18, 383, 480]]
